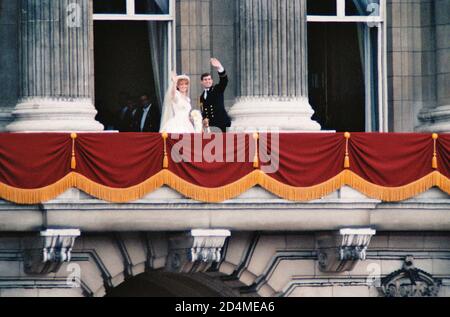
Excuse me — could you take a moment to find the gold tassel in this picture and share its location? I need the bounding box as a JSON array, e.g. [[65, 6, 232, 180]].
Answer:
[[432, 156, 438, 169], [344, 155, 350, 169], [344, 132, 351, 168], [71, 133, 77, 170], [432, 133, 438, 169], [253, 132, 259, 168], [162, 132, 169, 169]]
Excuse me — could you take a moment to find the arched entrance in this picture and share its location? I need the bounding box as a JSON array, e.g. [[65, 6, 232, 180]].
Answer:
[[105, 272, 240, 297]]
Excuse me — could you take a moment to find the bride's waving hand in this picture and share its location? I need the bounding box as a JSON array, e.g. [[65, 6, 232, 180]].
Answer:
[[160, 72, 197, 133]]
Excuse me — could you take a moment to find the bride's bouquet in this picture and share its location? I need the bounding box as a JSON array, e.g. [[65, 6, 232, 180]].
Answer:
[[190, 109, 203, 133]]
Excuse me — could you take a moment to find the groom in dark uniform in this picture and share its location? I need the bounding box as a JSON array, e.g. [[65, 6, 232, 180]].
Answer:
[[199, 58, 231, 132]]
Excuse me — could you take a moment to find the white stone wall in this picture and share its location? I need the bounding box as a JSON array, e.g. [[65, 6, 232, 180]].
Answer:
[[387, 0, 450, 132], [387, 0, 435, 130]]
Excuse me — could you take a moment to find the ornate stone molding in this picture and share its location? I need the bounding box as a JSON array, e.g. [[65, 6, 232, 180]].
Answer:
[[166, 229, 231, 273], [7, 98, 103, 132], [23, 229, 81, 274], [380, 256, 441, 297], [316, 228, 376, 272], [416, 105, 450, 133]]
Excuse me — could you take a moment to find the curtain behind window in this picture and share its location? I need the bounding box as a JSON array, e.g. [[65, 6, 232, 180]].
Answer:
[[154, 0, 169, 13], [148, 21, 168, 111], [353, 0, 379, 131]]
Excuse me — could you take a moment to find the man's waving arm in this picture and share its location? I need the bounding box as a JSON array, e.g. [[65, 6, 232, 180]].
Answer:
[[211, 58, 228, 93]]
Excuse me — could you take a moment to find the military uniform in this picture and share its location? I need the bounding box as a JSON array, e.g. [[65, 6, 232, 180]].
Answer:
[[199, 70, 231, 132]]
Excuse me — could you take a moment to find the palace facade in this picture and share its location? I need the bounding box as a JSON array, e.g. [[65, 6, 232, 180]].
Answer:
[[0, 0, 449, 297]]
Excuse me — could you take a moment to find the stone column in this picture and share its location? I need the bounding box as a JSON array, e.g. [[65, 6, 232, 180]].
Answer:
[[417, 0, 450, 132], [0, 0, 19, 131], [229, 0, 320, 131], [6, 0, 103, 132]]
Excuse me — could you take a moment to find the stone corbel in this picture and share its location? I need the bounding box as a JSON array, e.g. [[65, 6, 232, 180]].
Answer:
[[166, 229, 231, 273], [316, 228, 376, 272], [23, 229, 81, 274]]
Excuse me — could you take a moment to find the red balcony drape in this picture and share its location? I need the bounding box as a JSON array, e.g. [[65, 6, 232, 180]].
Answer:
[[0, 133, 448, 204]]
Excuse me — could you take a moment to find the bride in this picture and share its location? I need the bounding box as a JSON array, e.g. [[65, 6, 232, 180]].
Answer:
[[160, 72, 202, 133]]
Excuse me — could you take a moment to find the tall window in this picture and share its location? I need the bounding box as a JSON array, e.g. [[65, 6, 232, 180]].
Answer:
[[93, 0, 175, 119], [307, 0, 387, 132]]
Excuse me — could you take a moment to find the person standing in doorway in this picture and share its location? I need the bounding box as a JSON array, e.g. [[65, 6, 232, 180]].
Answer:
[[133, 94, 161, 132]]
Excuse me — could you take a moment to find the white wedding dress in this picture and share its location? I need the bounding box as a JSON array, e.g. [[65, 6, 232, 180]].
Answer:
[[160, 90, 195, 133]]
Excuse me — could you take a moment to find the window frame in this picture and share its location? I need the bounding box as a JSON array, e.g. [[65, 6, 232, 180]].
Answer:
[[307, 0, 388, 132]]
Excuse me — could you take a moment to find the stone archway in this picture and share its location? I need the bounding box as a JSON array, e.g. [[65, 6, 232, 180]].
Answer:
[[105, 272, 240, 297]]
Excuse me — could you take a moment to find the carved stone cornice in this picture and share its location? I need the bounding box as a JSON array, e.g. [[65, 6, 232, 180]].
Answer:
[[166, 229, 231, 273], [380, 256, 441, 297], [23, 229, 81, 275], [316, 228, 376, 272]]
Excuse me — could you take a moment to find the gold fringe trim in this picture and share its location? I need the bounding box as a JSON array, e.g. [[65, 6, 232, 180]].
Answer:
[[342, 170, 450, 201], [0, 174, 76, 205], [73, 172, 165, 203], [259, 171, 345, 201], [162, 170, 260, 203], [0, 170, 448, 204], [259, 170, 450, 202]]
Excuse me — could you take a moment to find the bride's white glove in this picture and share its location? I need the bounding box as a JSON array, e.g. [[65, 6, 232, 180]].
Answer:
[[171, 71, 178, 83]]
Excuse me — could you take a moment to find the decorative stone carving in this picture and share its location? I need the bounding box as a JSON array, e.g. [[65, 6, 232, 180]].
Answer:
[[166, 229, 231, 273], [23, 229, 81, 274], [380, 256, 441, 297], [317, 228, 376, 272]]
